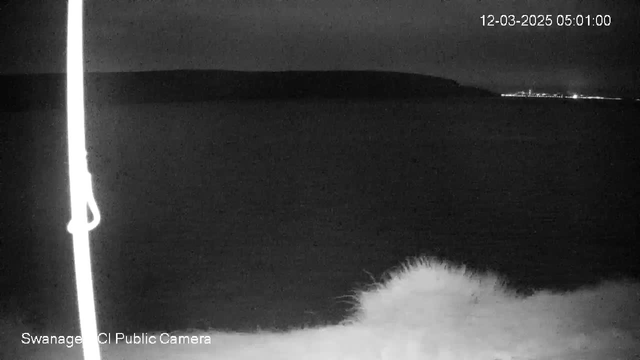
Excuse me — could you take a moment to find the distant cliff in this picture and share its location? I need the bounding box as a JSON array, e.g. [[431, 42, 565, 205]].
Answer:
[[0, 70, 497, 111]]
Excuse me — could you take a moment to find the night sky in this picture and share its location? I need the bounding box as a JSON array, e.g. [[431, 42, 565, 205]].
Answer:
[[1, 0, 639, 97]]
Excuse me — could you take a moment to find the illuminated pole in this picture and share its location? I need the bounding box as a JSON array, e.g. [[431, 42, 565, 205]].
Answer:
[[67, 0, 102, 359]]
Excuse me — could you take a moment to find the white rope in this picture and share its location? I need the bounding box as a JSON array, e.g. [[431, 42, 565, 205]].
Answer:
[[67, 0, 102, 359]]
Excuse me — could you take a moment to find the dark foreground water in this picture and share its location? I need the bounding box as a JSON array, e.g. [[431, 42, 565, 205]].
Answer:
[[1, 97, 639, 333]]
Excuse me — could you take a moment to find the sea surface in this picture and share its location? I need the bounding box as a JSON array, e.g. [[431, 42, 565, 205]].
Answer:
[[1, 97, 639, 333]]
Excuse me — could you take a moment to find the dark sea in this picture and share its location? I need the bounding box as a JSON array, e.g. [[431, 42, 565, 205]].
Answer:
[[1, 97, 639, 333]]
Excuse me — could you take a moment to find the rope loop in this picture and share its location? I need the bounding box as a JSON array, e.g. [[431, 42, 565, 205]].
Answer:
[[67, 171, 101, 234]]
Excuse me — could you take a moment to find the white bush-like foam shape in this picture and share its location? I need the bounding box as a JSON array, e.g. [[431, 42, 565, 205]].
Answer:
[[6, 256, 640, 359]]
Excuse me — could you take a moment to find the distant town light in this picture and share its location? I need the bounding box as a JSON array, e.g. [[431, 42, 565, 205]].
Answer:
[[501, 90, 623, 101]]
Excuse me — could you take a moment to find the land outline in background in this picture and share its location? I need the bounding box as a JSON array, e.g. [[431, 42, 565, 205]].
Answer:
[[0, 70, 497, 112]]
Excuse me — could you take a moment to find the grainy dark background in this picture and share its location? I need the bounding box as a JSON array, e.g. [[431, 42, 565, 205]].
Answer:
[[2, 96, 638, 333], [1, 0, 639, 336], [1, 0, 639, 97]]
